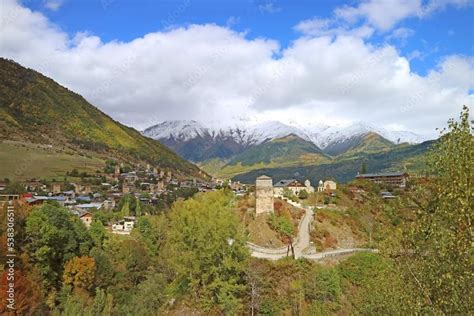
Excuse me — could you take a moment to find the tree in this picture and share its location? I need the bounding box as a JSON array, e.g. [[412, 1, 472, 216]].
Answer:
[[135, 199, 142, 217], [63, 256, 96, 293], [120, 197, 130, 217], [90, 288, 113, 316], [89, 220, 108, 248], [391, 106, 473, 314], [128, 272, 168, 314], [104, 237, 150, 288], [25, 204, 93, 289], [133, 215, 167, 257], [298, 190, 308, 200], [3, 181, 26, 194], [165, 191, 249, 314], [359, 162, 368, 174], [0, 270, 44, 314]]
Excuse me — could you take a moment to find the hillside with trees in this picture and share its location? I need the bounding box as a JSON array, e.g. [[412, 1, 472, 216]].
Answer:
[[0, 107, 471, 314], [0, 58, 204, 179]]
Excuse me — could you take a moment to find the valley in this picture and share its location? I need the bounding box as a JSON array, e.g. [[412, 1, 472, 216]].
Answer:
[[144, 118, 433, 182], [1, 0, 472, 314]]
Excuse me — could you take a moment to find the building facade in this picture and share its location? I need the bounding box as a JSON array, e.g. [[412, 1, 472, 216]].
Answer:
[[274, 179, 314, 196], [355, 172, 409, 188]]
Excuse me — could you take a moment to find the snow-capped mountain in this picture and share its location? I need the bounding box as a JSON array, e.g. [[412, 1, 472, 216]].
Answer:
[[143, 119, 312, 146], [310, 122, 427, 149], [142, 119, 431, 161], [144, 120, 429, 147]]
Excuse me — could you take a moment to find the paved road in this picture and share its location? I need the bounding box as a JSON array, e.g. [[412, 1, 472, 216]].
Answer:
[[248, 200, 376, 261]]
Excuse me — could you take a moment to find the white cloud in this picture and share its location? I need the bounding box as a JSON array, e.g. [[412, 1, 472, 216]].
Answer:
[[298, 0, 474, 36], [258, 1, 281, 14], [0, 0, 472, 137], [294, 18, 374, 38], [334, 0, 422, 31], [43, 0, 63, 11], [387, 27, 415, 40]]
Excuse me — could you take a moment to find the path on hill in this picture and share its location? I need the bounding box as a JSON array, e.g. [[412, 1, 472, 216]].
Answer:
[[247, 200, 376, 261]]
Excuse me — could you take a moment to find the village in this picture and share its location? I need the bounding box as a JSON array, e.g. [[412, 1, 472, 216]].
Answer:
[[0, 161, 242, 234], [0, 159, 409, 238]]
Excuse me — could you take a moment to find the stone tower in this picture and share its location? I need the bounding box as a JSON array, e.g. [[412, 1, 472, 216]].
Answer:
[[52, 183, 61, 194], [255, 175, 274, 214], [114, 165, 120, 176]]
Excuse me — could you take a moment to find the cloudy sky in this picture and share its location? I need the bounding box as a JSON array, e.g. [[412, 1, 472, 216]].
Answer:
[[0, 0, 473, 137]]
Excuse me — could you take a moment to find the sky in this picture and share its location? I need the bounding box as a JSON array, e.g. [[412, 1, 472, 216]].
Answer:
[[0, 0, 473, 137]]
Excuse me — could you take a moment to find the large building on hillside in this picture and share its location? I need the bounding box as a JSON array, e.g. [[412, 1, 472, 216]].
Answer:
[[273, 179, 314, 196], [355, 172, 409, 188], [255, 175, 274, 214]]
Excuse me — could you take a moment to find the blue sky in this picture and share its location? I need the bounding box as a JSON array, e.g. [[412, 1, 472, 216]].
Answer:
[[24, 0, 474, 75], [1, 0, 473, 136]]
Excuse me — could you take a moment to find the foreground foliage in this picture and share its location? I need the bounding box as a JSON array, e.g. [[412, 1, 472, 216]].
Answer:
[[387, 105, 473, 313]]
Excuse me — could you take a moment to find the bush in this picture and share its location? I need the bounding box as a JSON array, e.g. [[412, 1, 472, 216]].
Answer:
[[298, 190, 309, 200], [304, 265, 341, 302], [268, 214, 294, 238]]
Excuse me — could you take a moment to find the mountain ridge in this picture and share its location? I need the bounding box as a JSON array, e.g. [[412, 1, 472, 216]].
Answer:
[[143, 119, 431, 162], [0, 58, 204, 179]]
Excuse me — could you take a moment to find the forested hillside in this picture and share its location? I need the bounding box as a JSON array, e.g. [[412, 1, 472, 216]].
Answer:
[[233, 140, 434, 183], [0, 58, 203, 178]]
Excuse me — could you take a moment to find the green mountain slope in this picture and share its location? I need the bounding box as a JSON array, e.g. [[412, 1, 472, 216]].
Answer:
[[200, 134, 331, 178], [0, 58, 203, 179], [324, 132, 395, 156], [232, 140, 434, 184]]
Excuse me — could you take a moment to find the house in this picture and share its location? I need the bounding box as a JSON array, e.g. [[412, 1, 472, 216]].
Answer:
[[356, 172, 409, 188], [102, 199, 115, 210], [230, 181, 246, 192], [79, 211, 93, 228], [0, 181, 6, 191], [63, 190, 75, 197], [318, 180, 337, 193], [75, 202, 103, 212], [101, 183, 112, 190], [76, 195, 92, 203], [25, 195, 66, 206], [274, 179, 314, 196], [112, 216, 136, 234], [120, 172, 139, 182]]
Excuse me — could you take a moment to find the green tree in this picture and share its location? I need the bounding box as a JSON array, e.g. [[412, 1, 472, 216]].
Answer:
[[298, 190, 309, 200], [133, 215, 167, 257], [25, 204, 93, 288], [165, 191, 249, 314], [391, 106, 473, 313], [135, 199, 142, 217], [128, 272, 168, 314], [90, 288, 113, 316], [3, 181, 26, 194], [120, 197, 130, 217], [89, 220, 108, 247]]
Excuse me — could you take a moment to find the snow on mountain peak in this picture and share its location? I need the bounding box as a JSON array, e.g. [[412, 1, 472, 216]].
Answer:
[[143, 119, 431, 148]]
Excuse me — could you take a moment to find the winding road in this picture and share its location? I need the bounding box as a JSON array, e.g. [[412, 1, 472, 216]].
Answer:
[[247, 200, 376, 261]]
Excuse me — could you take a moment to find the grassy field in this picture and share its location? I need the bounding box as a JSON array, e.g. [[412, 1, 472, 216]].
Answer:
[[0, 141, 105, 181]]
